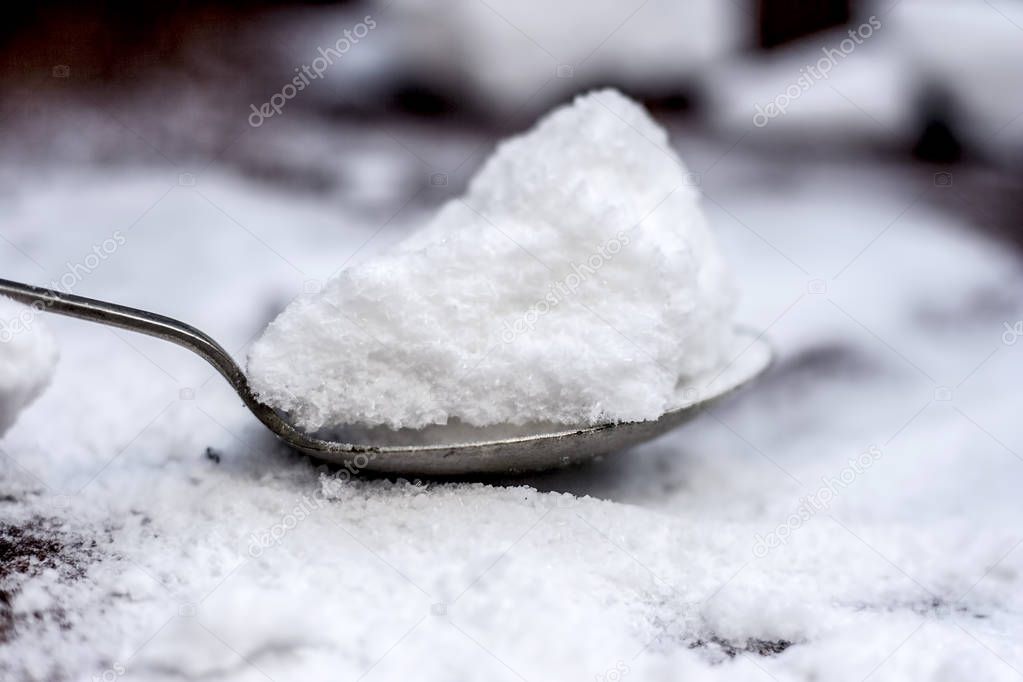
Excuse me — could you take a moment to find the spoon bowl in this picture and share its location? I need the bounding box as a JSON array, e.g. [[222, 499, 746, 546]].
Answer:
[[0, 278, 770, 475]]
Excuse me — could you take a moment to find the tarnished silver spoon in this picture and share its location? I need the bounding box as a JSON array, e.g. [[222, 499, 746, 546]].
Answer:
[[0, 278, 770, 475]]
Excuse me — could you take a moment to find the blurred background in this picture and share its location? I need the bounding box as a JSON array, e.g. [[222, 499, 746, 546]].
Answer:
[[3, 0, 1022, 197]]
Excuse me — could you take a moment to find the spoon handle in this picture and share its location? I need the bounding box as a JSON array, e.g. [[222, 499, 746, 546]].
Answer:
[[0, 277, 246, 385], [0, 277, 321, 450]]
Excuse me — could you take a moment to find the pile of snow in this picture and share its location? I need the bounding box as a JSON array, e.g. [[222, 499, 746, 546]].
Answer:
[[0, 297, 58, 435], [248, 90, 736, 431]]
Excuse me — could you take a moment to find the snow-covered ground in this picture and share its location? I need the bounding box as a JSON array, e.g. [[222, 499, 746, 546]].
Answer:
[[1, 96, 1022, 682]]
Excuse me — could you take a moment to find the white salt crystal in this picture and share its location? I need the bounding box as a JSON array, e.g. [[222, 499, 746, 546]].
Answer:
[[248, 89, 736, 430], [0, 297, 59, 435]]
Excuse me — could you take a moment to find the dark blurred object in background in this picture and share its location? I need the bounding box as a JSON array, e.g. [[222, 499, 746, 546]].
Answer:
[[0, 2, 266, 83], [757, 0, 851, 48]]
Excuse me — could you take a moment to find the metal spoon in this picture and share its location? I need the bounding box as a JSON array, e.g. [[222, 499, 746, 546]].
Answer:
[[0, 278, 771, 475]]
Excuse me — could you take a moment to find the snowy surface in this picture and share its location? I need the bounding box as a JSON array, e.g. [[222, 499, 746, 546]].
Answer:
[[0, 298, 58, 436], [248, 91, 735, 430], [0, 97, 1022, 682]]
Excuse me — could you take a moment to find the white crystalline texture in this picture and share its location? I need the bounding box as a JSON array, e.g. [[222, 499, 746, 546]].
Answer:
[[0, 297, 59, 435], [248, 89, 736, 430]]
